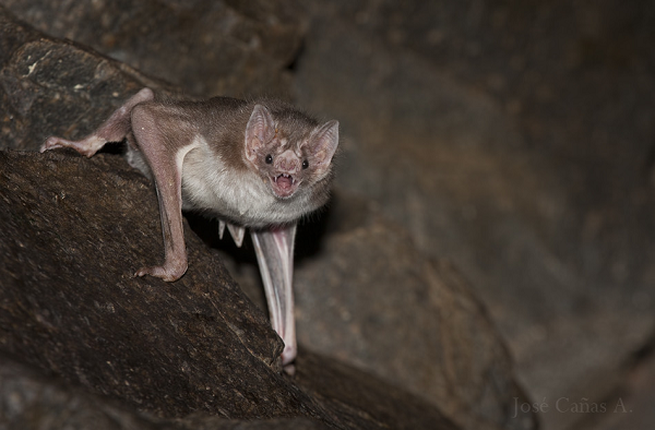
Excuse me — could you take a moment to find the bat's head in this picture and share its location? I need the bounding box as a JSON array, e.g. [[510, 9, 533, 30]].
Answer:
[[244, 104, 339, 199]]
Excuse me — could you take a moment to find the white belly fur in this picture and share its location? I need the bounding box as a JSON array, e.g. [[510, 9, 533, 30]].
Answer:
[[180, 136, 311, 227]]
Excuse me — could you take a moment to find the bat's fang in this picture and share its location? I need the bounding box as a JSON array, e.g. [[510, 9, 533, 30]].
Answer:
[[274, 173, 295, 184]]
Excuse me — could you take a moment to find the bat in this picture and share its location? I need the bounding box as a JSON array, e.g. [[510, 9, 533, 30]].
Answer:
[[40, 88, 339, 372]]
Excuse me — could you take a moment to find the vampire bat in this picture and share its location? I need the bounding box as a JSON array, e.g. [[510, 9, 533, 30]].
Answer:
[[40, 88, 340, 372]]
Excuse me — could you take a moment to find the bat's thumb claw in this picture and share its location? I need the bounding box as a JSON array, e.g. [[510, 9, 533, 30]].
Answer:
[[40, 137, 59, 153]]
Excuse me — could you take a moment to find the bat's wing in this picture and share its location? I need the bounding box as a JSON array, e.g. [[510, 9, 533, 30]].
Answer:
[[250, 224, 297, 371]]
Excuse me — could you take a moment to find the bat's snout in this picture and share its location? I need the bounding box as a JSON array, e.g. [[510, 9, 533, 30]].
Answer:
[[274, 150, 300, 175]]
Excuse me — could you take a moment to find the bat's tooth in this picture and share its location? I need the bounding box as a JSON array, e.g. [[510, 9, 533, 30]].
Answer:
[[227, 223, 246, 247], [218, 220, 226, 239]]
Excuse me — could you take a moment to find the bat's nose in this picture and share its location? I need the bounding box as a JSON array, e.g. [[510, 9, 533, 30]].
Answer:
[[275, 150, 300, 174]]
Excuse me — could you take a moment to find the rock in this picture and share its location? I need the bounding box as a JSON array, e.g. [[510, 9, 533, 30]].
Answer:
[[589, 340, 655, 430], [3, 0, 304, 97], [0, 349, 324, 429], [292, 3, 655, 429], [295, 193, 536, 430], [0, 150, 292, 417], [0, 350, 178, 430], [0, 150, 459, 430], [0, 5, 176, 152]]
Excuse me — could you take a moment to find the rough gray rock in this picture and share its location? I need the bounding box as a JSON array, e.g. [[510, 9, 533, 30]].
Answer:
[[0, 5, 177, 151], [294, 193, 535, 430], [0, 351, 179, 430], [0, 150, 294, 417], [292, 3, 655, 429], [0, 349, 324, 429], [3, 0, 304, 97]]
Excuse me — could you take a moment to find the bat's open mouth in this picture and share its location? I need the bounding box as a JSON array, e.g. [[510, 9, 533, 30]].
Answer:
[[271, 174, 297, 198]]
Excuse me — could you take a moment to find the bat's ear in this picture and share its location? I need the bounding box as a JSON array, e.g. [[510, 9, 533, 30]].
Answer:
[[245, 104, 276, 162], [307, 120, 339, 177]]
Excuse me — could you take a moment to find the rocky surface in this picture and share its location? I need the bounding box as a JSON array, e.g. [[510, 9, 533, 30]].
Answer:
[[0, 5, 177, 151], [2, 0, 303, 98], [291, 2, 655, 430]]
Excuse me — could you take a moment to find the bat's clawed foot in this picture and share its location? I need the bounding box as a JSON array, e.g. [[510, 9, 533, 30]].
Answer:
[[135, 261, 187, 282], [40, 135, 106, 158]]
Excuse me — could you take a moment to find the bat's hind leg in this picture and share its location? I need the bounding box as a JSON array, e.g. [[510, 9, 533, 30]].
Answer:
[[40, 88, 155, 157]]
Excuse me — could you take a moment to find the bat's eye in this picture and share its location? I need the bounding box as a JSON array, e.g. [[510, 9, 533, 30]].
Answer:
[[265, 154, 273, 164], [302, 159, 309, 169]]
